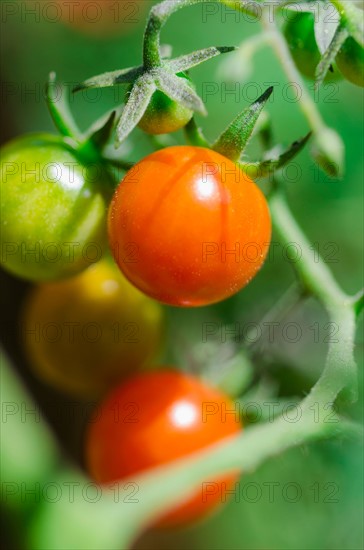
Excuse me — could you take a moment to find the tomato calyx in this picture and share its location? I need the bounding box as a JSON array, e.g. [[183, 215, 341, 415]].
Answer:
[[184, 88, 311, 180], [46, 74, 131, 182], [71, 2, 238, 144], [73, 46, 236, 146]]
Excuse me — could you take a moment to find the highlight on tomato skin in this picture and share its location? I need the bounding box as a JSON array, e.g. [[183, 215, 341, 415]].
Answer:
[[85, 369, 242, 528], [22, 258, 164, 399], [0, 133, 112, 282], [108, 146, 272, 308]]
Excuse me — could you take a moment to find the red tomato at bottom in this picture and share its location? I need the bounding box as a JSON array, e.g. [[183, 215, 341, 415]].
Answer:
[[85, 370, 241, 527]]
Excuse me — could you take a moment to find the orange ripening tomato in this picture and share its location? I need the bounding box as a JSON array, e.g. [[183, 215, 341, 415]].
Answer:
[[56, 0, 148, 38], [85, 369, 241, 527], [22, 259, 164, 398], [108, 146, 271, 307]]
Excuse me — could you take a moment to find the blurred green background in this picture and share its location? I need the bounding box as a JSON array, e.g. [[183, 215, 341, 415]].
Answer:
[[1, 1, 363, 549]]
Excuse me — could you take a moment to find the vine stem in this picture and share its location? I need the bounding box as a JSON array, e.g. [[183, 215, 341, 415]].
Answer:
[[260, 10, 327, 135], [269, 188, 358, 402], [142, 0, 260, 69], [269, 190, 349, 308], [143, 0, 209, 69]]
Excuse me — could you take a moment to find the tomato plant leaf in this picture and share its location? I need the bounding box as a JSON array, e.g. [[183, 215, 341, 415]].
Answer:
[[168, 46, 237, 73], [115, 76, 156, 146], [213, 87, 273, 161], [73, 67, 143, 93], [156, 70, 207, 115], [315, 25, 349, 88]]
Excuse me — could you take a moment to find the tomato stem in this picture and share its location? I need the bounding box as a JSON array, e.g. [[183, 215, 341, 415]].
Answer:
[[46, 73, 82, 141]]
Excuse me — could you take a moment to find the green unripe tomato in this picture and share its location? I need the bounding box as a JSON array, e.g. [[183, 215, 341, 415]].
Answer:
[[284, 12, 341, 81], [336, 37, 364, 87], [136, 73, 194, 135], [0, 134, 112, 282]]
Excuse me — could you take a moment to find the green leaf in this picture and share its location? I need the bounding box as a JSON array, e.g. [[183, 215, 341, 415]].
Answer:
[[46, 72, 81, 139], [315, 25, 349, 87], [168, 46, 237, 73], [241, 132, 312, 179], [115, 75, 156, 146], [156, 70, 207, 115], [73, 66, 143, 93], [213, 87, 273, 161]]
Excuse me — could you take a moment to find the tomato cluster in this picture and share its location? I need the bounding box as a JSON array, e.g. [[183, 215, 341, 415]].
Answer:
[[1, 17, 275, 526], [283, 11, 364, 88], [283, 12, 341, 81]]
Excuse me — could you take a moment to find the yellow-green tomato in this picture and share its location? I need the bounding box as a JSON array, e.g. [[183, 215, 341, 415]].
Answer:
[[1, 134, 112, 282], [137, 73, 194, 135], [22, 259, 164, 398]]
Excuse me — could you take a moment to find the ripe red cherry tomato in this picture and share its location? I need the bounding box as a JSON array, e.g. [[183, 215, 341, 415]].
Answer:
[[86, 369, 241, 527], [108, 146, 271, 307]]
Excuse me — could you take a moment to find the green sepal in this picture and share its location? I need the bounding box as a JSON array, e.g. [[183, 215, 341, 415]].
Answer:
[[73, 67, 143, 93], [168, 46, 237, 73], [240, 132, 312, 179], [315, 25, 349, 88], [313, 4, 340, 55], [72, 40, 235, 144], [156, 69, 207, 115], [116, 75, 156, 146], [213, 86, 273, 161], [46, 72, 81, 140]]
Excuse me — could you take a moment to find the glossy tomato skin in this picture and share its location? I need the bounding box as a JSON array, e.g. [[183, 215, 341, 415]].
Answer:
[[284, 12, 341, 81], [137, 73, 194, 135], [108, 146, 271, 307], [23, 258, 164, 398], [86, 369, 241, 527], [0, 134, 112, 282], [336, 37, 364, 87]]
